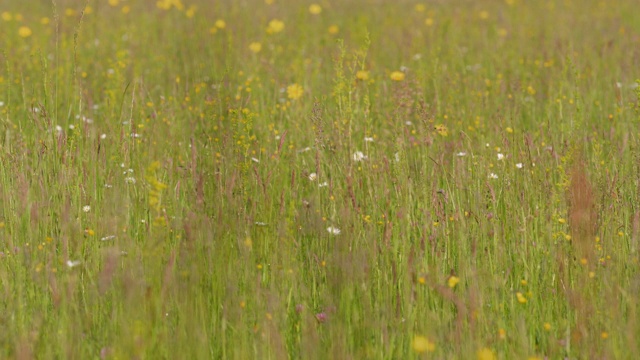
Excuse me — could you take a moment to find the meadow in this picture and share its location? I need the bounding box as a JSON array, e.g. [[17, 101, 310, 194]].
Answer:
[[1, 0, 639, 358]]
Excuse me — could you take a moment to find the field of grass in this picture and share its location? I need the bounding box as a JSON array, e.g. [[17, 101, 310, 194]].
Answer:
[[1, 0, 640, 358]]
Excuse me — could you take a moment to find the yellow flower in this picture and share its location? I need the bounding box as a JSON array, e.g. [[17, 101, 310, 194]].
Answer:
[[390, 71, 405, 81], [543, 322, 551, 331], [516, 292, 527, 304], [447, 275, 460, 288], [356, 70, 369, 81], [425, 18, 434, 26], [1, 12, 13, 21], [287, 83, 304, 100], [415, 4, 426, 12], [249, 42, 262, 53], [108, 0, 119, 6], [309, 4, 322, 15], [412, 335, 435, 353], [18, 26, 32, 38], [477, 347, 496, 360], [498, 328, 506, 339], [215, 19, 226, 29], [479, 11, 489, 20], [435, 124, 448, 137], [185, 5, 196, 18], [267, 19, 285, 34], [328, 25, 339, 34]]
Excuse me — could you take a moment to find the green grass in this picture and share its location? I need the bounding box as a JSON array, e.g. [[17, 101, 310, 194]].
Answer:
[[1, 0, 639, 358]]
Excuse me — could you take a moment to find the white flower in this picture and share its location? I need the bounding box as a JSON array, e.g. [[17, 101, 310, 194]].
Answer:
[[327, 226, 341, 235], [124, 177, 136, 184], [364, 137, 374, 142], [55, 125, 63, 133], [318, 182, 328, 187], [251, 157, 260, 163], [394, 152, 400, 162], [100, 235, 116, 241], [82, 205, 91, 213], [456, 152, 467, 157], [66, 260, 81, 268], [405, 121, 413, 126], [516, 163, 524, 169], [0, 101, 4, 107], [100, 134, 107, 139], [497, 153, 504, 161], [352, 151, 367, 162], [488, 173, 498, 179], [254, 222, 268, 226], [308, 172, 317, 181]]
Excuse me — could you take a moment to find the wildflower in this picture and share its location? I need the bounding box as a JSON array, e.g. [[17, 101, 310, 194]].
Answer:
[[108, 0, 119, 6], [318, 182, 328, 187], [412, 335, 436, 353], [215, 19, 226, 29], [267, 19, 285, 34], [516, 163, 523, 169], [124, 177, 136, 184], [488, 173, 498, 179], [601, 332, 609, 339], [390, 71, 405, 81], [251, 157, 259, 163], [516, 292, 527, 304], [18, 26, 32, 38], [352, 151, 367, 162], [249, 42, 262, 53], [286, 83, 304, 100], [425, 18, 434, 26], [479, 11, 489, 20], [327, 226, 341, 235], [448, 275, 460, 288], [308, 172, 317, 181], [315, 312, 327, 323], [456, 152, 467, 157], [477, 347, 496, 360], [82, 205, 91, 213], [308, 4, 322, 14], [364, 137, 374, 142], [328, 25, 339, 34], [506, 126, 514, 133], [543, 322, 551, 331], [100, 134, 107, 139], [66, 260, 81, 268], [434, 124, 448, 136], [497, 153, 504, 160], [1, 12, 12, 21], [498, 328, 507, 340], [100, 235, 116, 241], [254, 222, 268, 226], [356, 70, 370, 81]]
